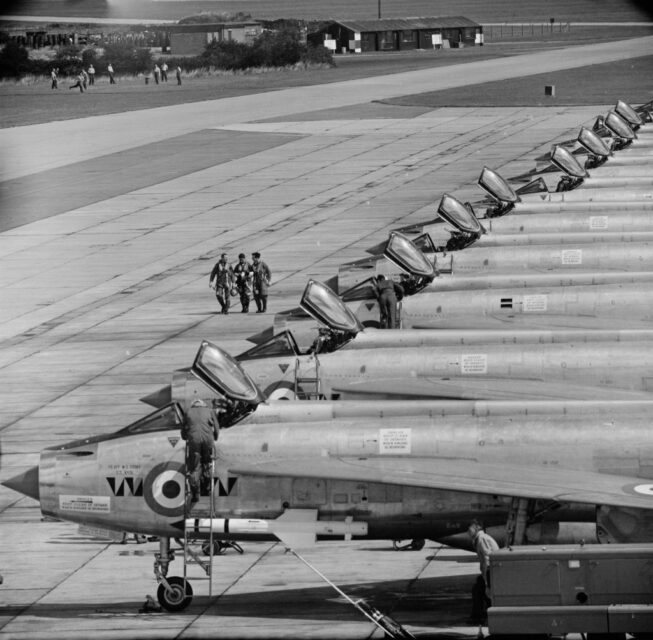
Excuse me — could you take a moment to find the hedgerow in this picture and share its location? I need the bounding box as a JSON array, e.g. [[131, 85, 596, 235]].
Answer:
[[0, 28, 333, 79]]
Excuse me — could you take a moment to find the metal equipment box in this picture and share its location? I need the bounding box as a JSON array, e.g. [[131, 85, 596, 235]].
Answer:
[[487, 544, 653, 635]]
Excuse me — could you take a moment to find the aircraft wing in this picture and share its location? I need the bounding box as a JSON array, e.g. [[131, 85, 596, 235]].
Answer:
[[332, 377, 653, 401], [228, 456, 653, 511]]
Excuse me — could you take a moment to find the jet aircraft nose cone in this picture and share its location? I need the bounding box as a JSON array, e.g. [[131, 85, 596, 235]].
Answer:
[[2, 465, 39, 501], [140, 385, 172, 408]]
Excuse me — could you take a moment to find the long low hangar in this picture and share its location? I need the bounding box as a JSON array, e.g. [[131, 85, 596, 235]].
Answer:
[[308, 16, 483, 53]]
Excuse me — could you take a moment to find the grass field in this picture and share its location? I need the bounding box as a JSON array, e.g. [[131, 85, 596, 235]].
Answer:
[[2, 35, 652, 129]]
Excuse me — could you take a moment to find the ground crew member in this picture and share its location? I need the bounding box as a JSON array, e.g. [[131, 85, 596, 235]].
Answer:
[[233, 253, 253, 313], [50, 68, 58, 89], [175, 66, 182, 85], [468, 522, 499, 624], [374, 274, 404, 329], [161, 62, 168, 82], [251, 252, 271, 313], [87, 64, 95, 85], [107, 62, 116, 84], [182, 398, 218, 504], [209, 253, 233, 314]]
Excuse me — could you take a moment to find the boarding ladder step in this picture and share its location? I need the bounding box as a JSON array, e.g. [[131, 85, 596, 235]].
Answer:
[[294, 355, 322, 399], [182, 456, 215, 595]]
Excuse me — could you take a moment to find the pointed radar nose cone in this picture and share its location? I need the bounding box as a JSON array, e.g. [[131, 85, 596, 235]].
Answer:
[[140, 385, 172, 408], [3, 465, 40, 501]]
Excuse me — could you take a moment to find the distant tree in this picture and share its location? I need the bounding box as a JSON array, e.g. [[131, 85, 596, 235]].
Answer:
[[101, 41, 152, 74], [253, 27, 303, 67], [200, 39, 260, 70], [179, 12, 253, 24], [302, 43, 335, 67], [52, 44, 84, 75], [0, 40, 29, 78], [81, 47, 98, 68]]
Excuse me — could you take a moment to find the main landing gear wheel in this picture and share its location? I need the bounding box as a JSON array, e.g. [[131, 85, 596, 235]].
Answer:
[[392, 539, 425, 551], [157, 576, 193, 612]]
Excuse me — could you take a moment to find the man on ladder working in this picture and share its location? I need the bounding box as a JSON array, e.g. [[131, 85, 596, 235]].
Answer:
[[182, 398, 219, 504]]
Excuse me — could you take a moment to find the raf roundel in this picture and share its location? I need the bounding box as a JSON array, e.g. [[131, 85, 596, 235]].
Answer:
[[625, 483, 653, 496], [144, 462, 186, 517]]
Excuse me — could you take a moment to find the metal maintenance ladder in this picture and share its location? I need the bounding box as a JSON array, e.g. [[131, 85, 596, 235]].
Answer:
[[181, 458, 216, 597], [294, 355, 321, 399]]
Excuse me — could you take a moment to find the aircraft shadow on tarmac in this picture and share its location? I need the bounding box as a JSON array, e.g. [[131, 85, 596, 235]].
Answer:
[[0, 575, 475, 629]]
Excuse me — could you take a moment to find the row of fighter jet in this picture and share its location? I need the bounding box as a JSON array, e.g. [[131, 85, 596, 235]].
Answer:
[[5, 98, 653, 614]]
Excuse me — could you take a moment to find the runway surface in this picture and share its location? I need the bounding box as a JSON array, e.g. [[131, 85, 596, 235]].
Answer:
[[1, 38, 648, 639]]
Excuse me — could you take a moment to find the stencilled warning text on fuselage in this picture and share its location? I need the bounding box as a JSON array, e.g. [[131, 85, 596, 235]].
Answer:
[[60, 495, 111, 513], [461, 353, 488, 374], [589, 216, 608, 230], [379, 429, 411, 454], [523, 294, 548, 312], [561, 249, 583, 265]]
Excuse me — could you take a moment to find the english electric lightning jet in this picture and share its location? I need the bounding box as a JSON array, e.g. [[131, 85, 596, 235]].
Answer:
[[365, 168, 653, 256], [144, 280, 653, 403], [4, 342, 653, 612], [331, 232, 653, 330]]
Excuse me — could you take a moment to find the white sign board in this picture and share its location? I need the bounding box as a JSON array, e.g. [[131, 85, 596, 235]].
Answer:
[[431, 33, 443, 45], [324, 38, 336, 51]]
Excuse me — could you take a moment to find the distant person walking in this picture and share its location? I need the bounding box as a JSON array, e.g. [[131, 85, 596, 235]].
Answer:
[[87, 64, 95, 85], [107, 62, 116, 84], [81, 68, 89, 90], [251, 252, 271, 313], [50, 68, 58, 89], [161, 62, 168, 82], [175, 65, 182, 86], [374, 274, 403, 329], [68, 72, 85, 93], [153, 64, 160, 85], [233, 253, 253, 313], [209, 253, 234, 314]]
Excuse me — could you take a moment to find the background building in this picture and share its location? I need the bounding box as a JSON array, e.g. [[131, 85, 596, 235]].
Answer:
[[308, 17, 483, 53], [166, 21, 262, 55]]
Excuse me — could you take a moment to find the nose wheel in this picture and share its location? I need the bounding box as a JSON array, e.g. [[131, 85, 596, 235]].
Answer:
[[157, 576, 193, 612]]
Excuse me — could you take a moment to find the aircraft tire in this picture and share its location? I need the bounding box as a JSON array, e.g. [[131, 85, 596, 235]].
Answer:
[[157, 576, 193, 612]]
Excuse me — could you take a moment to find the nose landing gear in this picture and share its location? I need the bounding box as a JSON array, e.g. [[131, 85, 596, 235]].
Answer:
[[157, 575, 193, 612]]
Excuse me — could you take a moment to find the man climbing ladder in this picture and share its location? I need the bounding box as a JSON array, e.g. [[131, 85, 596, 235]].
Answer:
[[181, 399, 219, 504]]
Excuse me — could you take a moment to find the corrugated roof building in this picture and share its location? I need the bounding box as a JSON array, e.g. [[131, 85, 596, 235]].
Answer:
[[308, 17, 483, 53]]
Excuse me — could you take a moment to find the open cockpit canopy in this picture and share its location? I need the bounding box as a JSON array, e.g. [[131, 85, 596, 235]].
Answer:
[[605, 111, 636, 140], [436, 194, 485, 235], [384, 232, 437, 279], [192, 340, 266, 405], [300, 279, 364, 335], [550, 144, 589, 179], [577, 127, 612, 158], [477, 167, 520, 206]]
